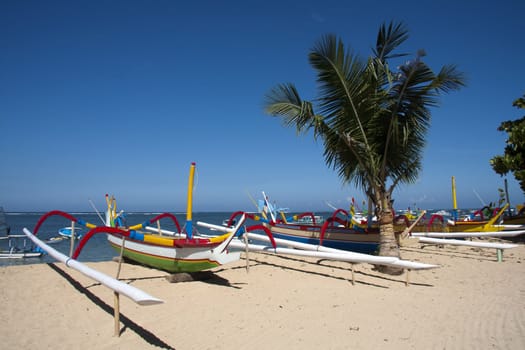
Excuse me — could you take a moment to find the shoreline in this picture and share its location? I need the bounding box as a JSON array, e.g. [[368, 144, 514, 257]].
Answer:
[[1, 241, 524, 349]]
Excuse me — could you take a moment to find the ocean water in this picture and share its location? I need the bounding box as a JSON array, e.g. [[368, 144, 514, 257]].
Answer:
[[0, 211, 237, 268]]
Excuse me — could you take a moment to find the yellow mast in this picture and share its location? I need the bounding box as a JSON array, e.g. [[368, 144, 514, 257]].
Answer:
[[186, 162, 196, 238], [452, 176, 458, 220]]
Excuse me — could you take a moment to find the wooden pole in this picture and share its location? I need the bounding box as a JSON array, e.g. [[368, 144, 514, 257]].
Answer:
[[497, 249, 503, 263], [399, 210, 427, 240], [350, 264, 355, 285], [113, 292, 120, 337], [244, 232, 249, 273], [405, 269, 411, 287], [114, 237, 126, 337], [452, 176, 458, 221], [69, 221, 75, 257], [157, 220, 162, 236], [504, 179, 511, 217]]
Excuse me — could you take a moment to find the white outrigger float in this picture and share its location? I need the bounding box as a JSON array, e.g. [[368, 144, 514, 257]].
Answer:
[[195, 221, 439, 286], [22, 228, 163, 305]]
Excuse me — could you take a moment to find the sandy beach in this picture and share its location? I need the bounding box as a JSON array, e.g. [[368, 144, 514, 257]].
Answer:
[[1, 239, 524, 350]]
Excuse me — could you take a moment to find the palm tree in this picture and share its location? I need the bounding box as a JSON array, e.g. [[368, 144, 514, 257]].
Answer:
[[264, 21, 465, 274]]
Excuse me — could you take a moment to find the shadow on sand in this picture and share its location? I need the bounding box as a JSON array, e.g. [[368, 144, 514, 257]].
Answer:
[[47, 263, 176, 350]]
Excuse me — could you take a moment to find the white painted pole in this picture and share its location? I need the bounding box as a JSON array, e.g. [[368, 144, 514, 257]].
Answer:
[[418, 237, 518, 249], [23, 228, 163, 305], [227, 240, 438, 270], [411, 230, 525, 238]]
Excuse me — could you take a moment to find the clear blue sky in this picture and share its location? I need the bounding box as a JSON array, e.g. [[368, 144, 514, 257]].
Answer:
[[1, 0, 524, 212]]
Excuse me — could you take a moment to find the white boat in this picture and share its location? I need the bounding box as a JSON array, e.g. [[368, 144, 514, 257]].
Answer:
[[295, 215, 325, 225], [0, 235, 43, 259], [0, 207, 43, 259], [433, 210, 452, 216]]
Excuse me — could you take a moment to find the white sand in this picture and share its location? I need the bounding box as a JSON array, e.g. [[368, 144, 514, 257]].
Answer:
[[1, 240, 524, 349]]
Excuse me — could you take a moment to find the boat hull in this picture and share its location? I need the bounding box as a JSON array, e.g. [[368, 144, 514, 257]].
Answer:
[[501, 215, 525, 226], [269, 224, 379, 254], [58, 227, 82, 239], [0, 251, 42, 259], [107, 234, 240, 273]]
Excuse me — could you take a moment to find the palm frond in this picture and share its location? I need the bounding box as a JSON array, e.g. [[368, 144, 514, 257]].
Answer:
[[427, 64, 466, 94], [264, 83, 316, 133], [373, 21, 409, 62]]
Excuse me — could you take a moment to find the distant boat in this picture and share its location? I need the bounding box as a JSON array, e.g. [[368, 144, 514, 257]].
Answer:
[[0, 242, 43, 259], [294, 214, 325, 225], [58, 226, 83, 239], [433, 210, 451, 217], [1, 206, 43, 259]]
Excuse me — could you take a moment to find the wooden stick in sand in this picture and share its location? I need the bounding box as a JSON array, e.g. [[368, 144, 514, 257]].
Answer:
[[69, 221, 75, 257], [244, 232, 249, 272], [114, 237, 126, 337]]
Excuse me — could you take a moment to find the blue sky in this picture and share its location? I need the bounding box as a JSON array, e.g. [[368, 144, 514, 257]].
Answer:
[[1, 0, 524, 212]]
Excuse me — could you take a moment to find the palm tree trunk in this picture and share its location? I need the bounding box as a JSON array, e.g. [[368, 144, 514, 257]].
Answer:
[[376, 209, 404, 275]]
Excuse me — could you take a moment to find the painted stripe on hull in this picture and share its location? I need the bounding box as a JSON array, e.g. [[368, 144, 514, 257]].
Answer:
[[271, 225, 379, 242], [108, 235, 221, 273], [271, 233, 377, 254], [270, 230, 379, 254]]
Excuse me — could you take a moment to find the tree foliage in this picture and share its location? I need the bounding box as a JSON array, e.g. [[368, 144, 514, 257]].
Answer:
[[264, 21, 465, 270], [490, 94, 525, 194]]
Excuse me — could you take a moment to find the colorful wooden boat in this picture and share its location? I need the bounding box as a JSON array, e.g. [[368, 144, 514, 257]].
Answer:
[[104, 216, 245, 273], [263, 222, 380, 254], [30, 162, 270, 273], [226, 193, 380, 254], [499, 204, 525, 226], [347, 202, 520, 234], [398, 203, 521, 233]]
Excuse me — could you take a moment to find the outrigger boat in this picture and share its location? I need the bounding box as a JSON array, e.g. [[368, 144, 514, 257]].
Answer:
[[345, 202, 525, 238], [237, 191, 525, 253], [28, 162, 268, 273], [1, 207, 43, 259], [0, 235, 43, 259], [226, 192, 380, 254], [499, 204, 525, 226], [396, 176, 525, 234]]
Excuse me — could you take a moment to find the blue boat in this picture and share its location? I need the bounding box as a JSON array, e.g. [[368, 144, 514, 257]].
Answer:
[[58, 226, 83, 239]]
